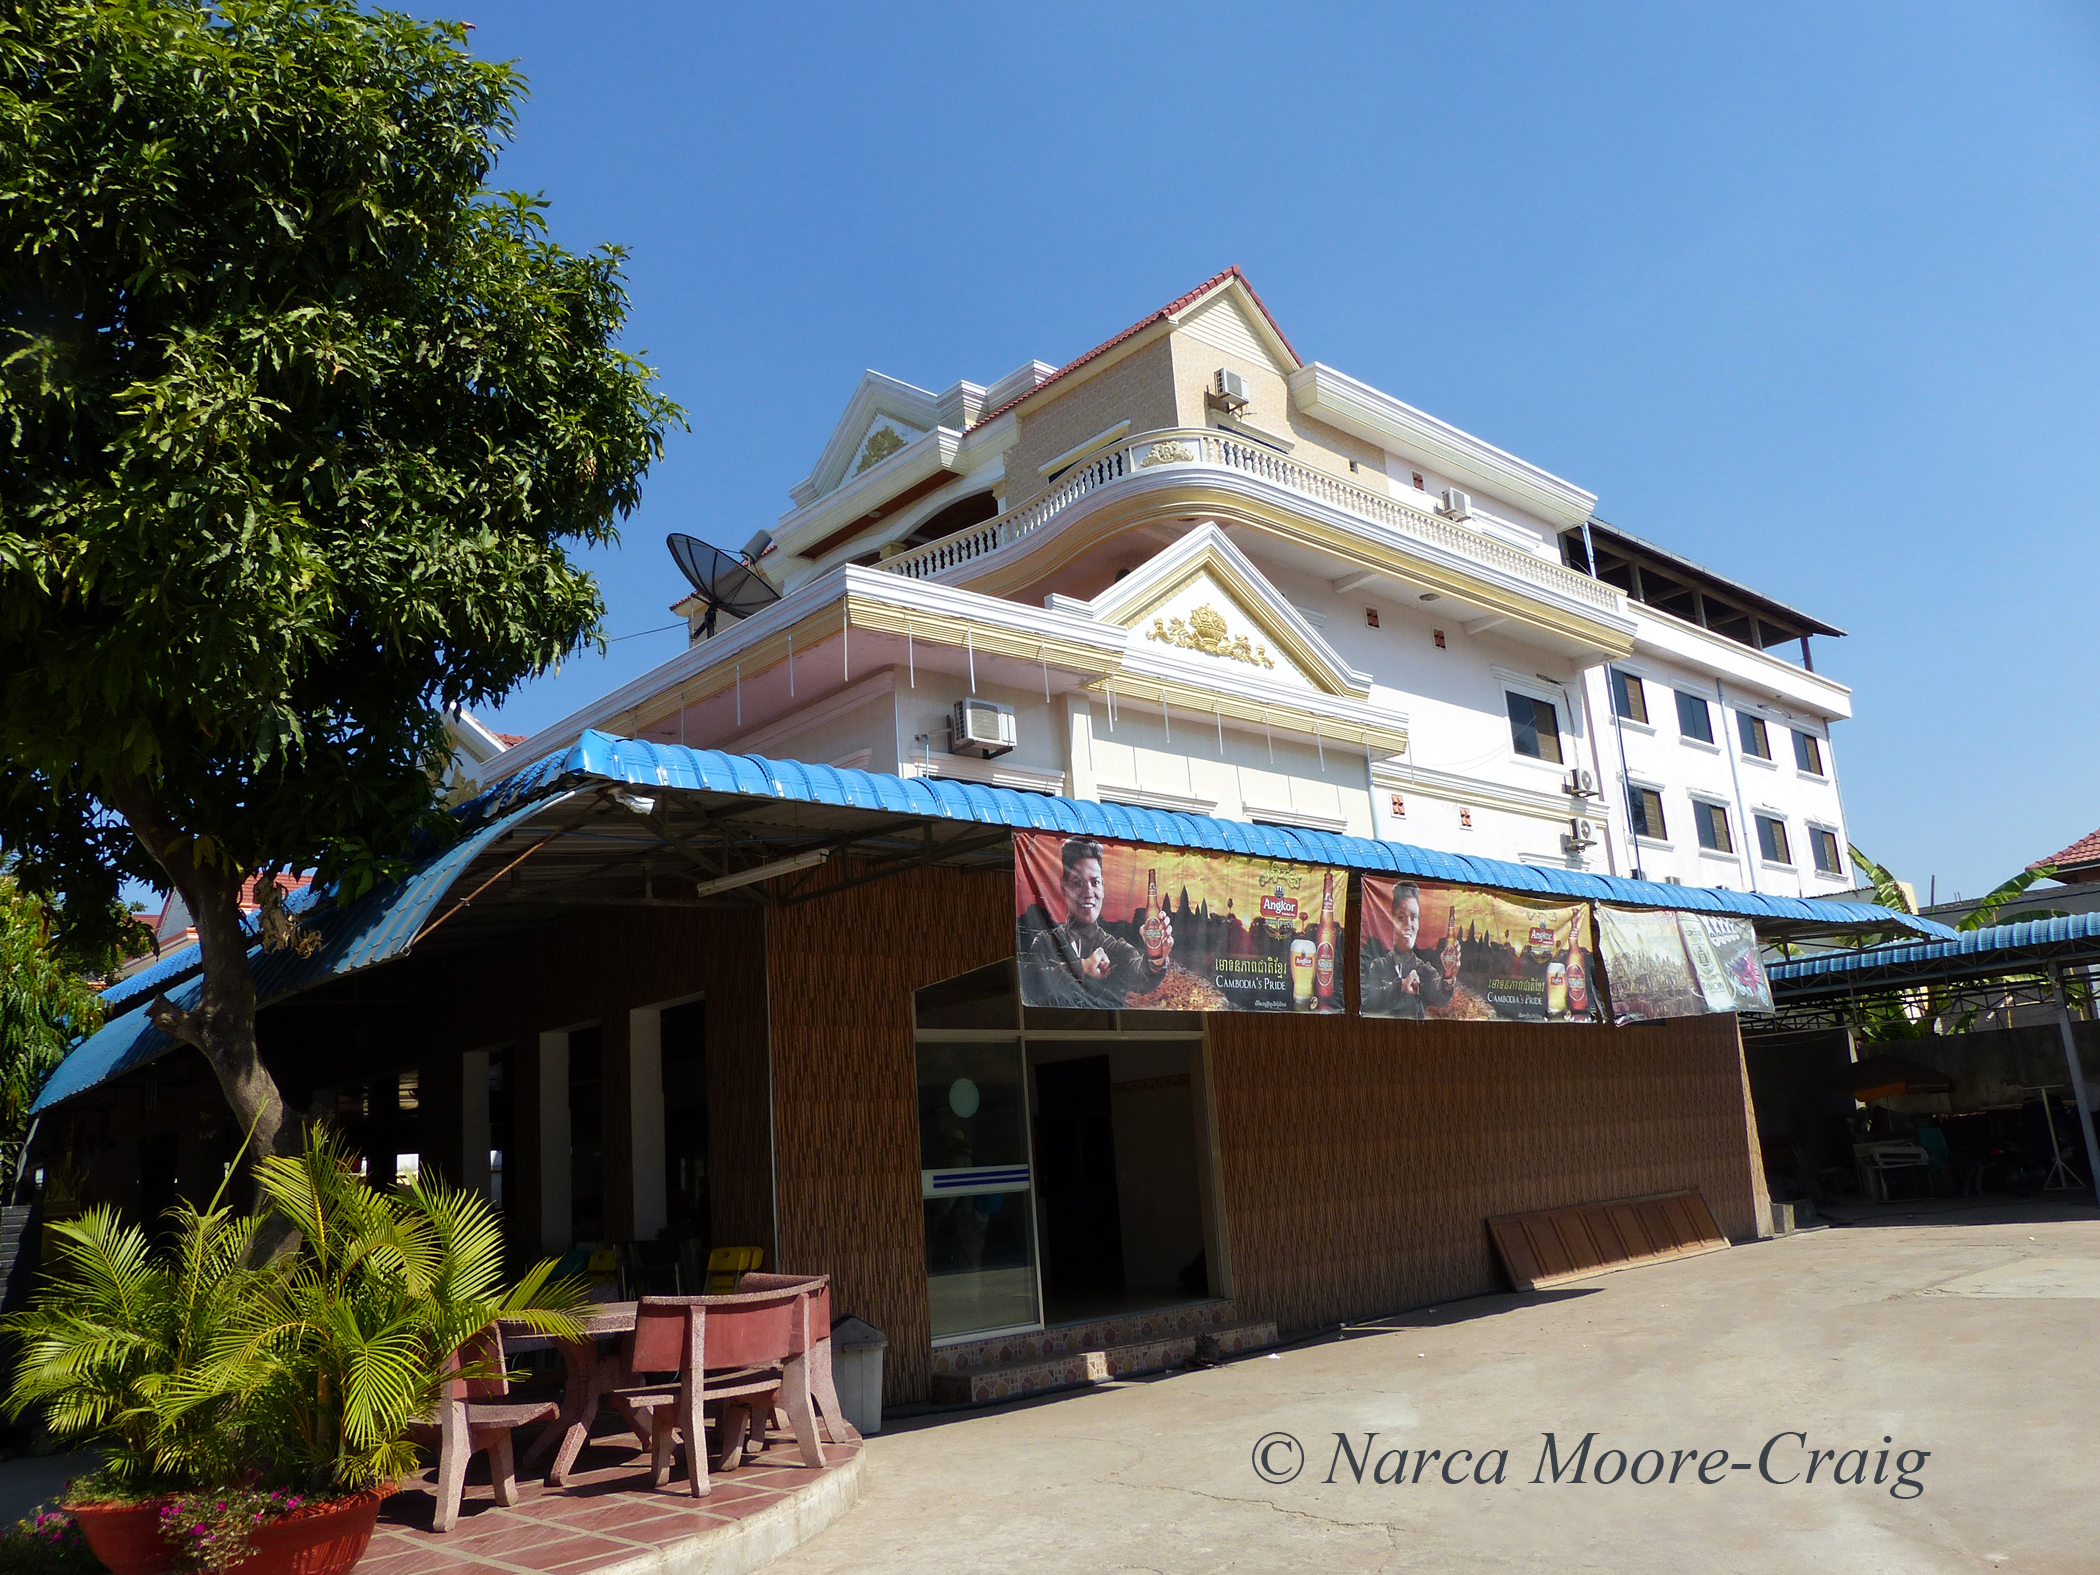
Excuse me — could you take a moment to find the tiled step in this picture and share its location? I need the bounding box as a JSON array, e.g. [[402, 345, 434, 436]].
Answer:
[[931, 1299, 1245, 1379], [929, 1317, 1278, 1405]]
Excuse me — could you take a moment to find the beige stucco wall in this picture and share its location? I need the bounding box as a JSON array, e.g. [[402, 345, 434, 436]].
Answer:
[[1168, 333, 1386, 483], [1003, 334, 1180, 511]]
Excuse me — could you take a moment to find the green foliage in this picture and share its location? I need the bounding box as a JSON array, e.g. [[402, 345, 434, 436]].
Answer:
[[4, 1195, 264, 1492], [0, 0, 680, 1106], [0, 1511, 102, 1575], [5, 1126, 585, 1495], [0, 872, 151, 1187], [203, 1129, 585, 1490]]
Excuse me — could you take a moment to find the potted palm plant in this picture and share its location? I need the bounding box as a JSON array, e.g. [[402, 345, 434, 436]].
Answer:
[[7, 1128, 582, 1575]]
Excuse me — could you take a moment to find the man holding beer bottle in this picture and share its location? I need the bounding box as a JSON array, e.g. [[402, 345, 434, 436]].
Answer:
[[1361, 880, 1455, 1018], [1021, 837, 1173, 1006]]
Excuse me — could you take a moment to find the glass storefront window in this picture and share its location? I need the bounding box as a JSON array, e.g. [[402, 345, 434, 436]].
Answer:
[[917, 1036, 1039, 1339]]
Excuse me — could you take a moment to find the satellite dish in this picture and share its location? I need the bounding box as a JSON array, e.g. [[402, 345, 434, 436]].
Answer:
[[667, 534, 780, 639]]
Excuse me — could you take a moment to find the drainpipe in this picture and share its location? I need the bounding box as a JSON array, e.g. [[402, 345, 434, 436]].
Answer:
[[1581, 521, 1643, 881], [2049, 966, 2100, 1205], [1716, 677, 1759, 895]]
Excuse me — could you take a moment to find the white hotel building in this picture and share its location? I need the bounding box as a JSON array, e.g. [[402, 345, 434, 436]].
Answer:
[[497, 268, 1853, 898]]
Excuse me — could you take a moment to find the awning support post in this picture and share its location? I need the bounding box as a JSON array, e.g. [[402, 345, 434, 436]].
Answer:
[[2049, 967, 2100, 1205]]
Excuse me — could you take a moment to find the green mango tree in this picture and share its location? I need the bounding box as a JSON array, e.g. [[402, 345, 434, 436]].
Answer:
[[0, 0, 682, 1167]]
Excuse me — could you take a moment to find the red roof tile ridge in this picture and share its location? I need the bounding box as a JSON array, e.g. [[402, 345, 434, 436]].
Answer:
[[2032, 824, 2100, 872], [967, 266, 1299, 432]]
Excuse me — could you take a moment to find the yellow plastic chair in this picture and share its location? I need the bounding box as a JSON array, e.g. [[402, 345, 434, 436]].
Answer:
[[705, 1246, 763, 1293]]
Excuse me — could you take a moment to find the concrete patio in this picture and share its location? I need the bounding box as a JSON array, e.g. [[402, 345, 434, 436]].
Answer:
[[765, 1198, 2097, 1575]]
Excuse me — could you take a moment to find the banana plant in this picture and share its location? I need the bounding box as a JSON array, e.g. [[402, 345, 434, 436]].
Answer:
[[1846, 849, 2071, 1038]]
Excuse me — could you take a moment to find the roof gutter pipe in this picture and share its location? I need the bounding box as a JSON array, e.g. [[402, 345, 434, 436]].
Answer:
[[1582, 519, 1643, 882]]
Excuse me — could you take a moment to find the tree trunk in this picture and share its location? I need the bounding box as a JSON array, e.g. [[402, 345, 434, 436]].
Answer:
[[107, 777, 297, 1166]]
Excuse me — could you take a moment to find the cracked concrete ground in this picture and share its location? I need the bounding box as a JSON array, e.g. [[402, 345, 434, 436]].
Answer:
[[769, 1199, 2097, 1574]]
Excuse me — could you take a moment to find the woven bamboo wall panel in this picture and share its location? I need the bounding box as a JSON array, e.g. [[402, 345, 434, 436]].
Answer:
[[765, 861, 1014, 1408], [1486, 1187, 1728, 1291], [1207, 1011, 1767, 1336]]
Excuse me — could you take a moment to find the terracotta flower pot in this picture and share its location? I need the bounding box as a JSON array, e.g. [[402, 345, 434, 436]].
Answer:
[[221, 1489, 389, 1575], [70, 1500, 174, 1575]]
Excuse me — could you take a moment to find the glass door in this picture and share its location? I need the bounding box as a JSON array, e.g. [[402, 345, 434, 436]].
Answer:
[[917, 1036, 1041, 1340]]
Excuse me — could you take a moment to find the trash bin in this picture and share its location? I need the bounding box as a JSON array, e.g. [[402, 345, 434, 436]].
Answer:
[[830, 1316, 887, 1435]]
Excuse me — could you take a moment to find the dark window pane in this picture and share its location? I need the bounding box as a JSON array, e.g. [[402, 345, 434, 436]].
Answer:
[[1506, 692, 1540, 759], [1794, 731, 1823, 773], [1738, 712, 1770, 758], [1696, 802, 1732, 854], [1757, 816, 1790, 864], [1676, 691, 1713, 743], [1611, 670, 1648, 724], [1630, 788, 1666, 841], [1811, 828, 1841, 874]]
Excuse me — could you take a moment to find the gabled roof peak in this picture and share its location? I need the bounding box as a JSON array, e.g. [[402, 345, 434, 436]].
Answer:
[[969, 267, 1299, 432]]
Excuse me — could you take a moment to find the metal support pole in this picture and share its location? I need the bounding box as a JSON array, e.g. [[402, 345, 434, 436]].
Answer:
[[2049, 967, 2100, 1206]]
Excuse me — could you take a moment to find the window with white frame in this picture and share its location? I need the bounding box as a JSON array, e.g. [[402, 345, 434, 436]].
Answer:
[[1794, 730, 1824, 774], [1629, 786, 1667, 841], [1693, 799, 1733, 854], [1609, 669, 1648, 725], [1809, 826, 1843, 875], [1737, 711, 1772, 760], [1676, 691, 1714, 744], [1505, 690, 1563, 764], [1755, 813, 1792, 865]]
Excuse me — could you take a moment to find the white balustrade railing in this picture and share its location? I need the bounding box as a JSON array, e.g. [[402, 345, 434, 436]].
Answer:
[[876, 427, 1621, 615]]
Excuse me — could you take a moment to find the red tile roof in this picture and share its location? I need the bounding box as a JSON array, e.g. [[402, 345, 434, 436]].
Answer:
[[2033, 824, 2100, 873], [495, 732, 527, 747], [969, 266, 1299, 432]]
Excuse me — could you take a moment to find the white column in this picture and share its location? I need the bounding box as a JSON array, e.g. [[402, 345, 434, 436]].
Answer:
[[459, 1050, 491, 1200], [537, 1030, 571, 1253], [1065, 696, 1097, 801], [628, 1005, 667, 1242]]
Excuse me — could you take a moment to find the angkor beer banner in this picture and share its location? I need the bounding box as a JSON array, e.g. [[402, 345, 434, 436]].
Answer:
[[1358, 876, 1598, 1023], [1595, 905, 1774, 1022], [1014, 832, 1347, 1014]]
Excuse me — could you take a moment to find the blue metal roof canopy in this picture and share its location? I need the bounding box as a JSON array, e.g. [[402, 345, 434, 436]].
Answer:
[[1769, 910, 2100, 995], [469, 732, 1954, 937], [40, 730, 1947, 1114]]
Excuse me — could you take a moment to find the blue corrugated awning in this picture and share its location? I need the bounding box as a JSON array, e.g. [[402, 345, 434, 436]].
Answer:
[[1769, 910, 2100, 987], [35, 796, 569, 1113], [43, 728, 1943, 1114], [468, 730, 1953, 940]]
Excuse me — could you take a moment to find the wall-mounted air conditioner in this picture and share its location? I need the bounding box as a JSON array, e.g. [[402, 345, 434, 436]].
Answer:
[[950, 699, 1017, 759], [1438, 488, 1473, 521], [1211, 368, 1250, 412], [1561, 819, 1597, 855], [1563, 769, 1596, 798]]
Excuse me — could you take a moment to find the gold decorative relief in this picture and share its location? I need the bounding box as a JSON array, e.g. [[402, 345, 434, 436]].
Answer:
[[855, 426, 906, 473], [1139, 439, 1193, 467], [1147, 603, 1274, 668]]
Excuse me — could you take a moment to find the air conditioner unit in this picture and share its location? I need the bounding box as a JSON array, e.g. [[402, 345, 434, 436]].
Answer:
[[1438, 488, 1472, 521], [1663, 874, 1684, 885], [1561, 818, 1597, 854], [1211, 368, 1250, 411], [950, 698, 1017, 759], [1562, 769, 1596, 798]]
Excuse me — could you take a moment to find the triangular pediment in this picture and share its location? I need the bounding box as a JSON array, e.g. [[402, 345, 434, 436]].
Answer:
[[1173, 282, 1298, 376], [1086, 524, 1370, 699], [793, 372, 944, 504]]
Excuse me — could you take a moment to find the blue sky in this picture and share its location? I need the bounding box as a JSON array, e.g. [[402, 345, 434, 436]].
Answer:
[[464, 2, 2100, 903]]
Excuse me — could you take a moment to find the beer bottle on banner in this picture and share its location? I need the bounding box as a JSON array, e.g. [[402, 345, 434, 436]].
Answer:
[[1566, 924, 1590, 1018], [1314, 870, 1337, 1006], [1142, 868, 1169, 976]]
